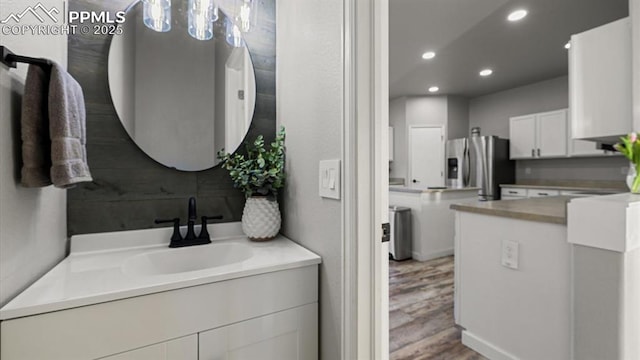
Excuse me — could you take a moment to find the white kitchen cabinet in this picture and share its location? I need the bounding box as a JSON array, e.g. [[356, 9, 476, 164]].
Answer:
[[199, 304, 317, 360], [570, 17, 632, 144], [528, 189, 560, 198], [509, 110, 567, 159], [509, 115, 537, 158], [501, 187, 527, 199], [101, 335, 197, 360]]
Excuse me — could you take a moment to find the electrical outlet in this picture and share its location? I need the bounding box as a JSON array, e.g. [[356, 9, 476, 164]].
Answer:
[[621, 166, 629, 175], [525, 167, 532, 175], [501, 240, 519, 270]]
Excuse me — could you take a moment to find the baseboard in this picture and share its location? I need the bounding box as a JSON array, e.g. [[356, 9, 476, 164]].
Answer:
[[412, 248, 454, 262], [462, 330, 519, 360]]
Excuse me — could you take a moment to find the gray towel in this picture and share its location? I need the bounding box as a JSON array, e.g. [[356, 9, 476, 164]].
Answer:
[[48, 63, 92, 188], [20, 65, 53, 187]]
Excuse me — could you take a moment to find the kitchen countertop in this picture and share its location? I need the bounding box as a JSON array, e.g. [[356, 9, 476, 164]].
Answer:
[[450, 196, 575, 225], [500, 183, 626, 192], [390, 186, 480, 194], [0, 226, 321, 321]]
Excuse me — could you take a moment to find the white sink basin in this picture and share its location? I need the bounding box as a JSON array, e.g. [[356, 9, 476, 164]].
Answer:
[[122, 242, 253, 276]]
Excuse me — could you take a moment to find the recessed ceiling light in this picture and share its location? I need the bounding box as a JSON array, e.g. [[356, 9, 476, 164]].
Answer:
[[507, 9, 528, 22], [428, 86, 439, 93], [422, 51, 436, 60], [564, 41, 571, 50], [479, 69, 493, 77]]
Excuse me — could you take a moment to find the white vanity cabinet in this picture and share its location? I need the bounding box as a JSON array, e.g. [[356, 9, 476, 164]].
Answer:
[[0, 233, 321, 360], [570, 17, 632, 144], [199, 304, 317, 360], [102, 335, 198, 360], [509, 109, 568, 159]]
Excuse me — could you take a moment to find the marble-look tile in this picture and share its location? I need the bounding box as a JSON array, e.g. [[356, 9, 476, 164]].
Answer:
[[389, 257, 487, 360]]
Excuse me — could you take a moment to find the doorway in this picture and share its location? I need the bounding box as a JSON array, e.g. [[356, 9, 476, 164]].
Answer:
[[408, 126, 444, 187]]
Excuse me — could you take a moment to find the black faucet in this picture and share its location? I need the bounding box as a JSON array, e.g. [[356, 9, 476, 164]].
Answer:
[[185, 197, 198, 242], [155, 197, 223, 248]]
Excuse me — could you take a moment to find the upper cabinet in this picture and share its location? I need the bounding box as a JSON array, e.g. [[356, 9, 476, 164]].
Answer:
[[570, 17, 633, 144], [510, 110, 567, 159]]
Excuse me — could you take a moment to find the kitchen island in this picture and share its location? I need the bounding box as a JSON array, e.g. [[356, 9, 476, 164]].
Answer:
[[389, 186, 478, 261], [450, 197, 573, 360]]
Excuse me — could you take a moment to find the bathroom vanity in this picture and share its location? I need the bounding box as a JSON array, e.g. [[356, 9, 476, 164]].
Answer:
[[0, 224, 321, 360]]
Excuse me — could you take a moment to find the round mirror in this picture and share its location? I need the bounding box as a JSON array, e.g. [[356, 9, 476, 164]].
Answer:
[[108, 1, 256, 171]]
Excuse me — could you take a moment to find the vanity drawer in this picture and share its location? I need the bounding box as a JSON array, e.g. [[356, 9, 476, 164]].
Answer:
[[501, 188, 527, 198], [528, 189, 560, 198]]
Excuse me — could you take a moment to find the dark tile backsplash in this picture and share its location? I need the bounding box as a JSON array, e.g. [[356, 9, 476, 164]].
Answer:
[[67, 0, 275, 235]]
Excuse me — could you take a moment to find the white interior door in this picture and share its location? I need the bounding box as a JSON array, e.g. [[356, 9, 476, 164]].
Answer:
[[409, 126, 444, 187]]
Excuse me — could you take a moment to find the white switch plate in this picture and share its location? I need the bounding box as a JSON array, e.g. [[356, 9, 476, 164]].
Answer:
[[501, 240, 519, 270], [319, 159, 341, 199]]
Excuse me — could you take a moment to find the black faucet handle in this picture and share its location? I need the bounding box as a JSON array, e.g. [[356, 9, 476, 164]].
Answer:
[[154, 218, 183, 245], [198, 215, 223, 241]]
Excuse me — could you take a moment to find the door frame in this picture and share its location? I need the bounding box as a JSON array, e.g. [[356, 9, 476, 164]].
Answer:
[[407, 125, 445, 187], [341, 0, 389, 358]]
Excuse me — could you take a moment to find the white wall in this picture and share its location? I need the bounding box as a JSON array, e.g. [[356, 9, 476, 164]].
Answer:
[[276, 1, 343, 359], [0, 0, 68, 307], [405, 96, 448, 130], [389, 97, 406, 179], [447, 96, 470, 140], [469, 76, 569, 138]]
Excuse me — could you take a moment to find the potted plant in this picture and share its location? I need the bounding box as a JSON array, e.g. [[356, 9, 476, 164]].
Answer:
[[614, 132, 640, 194], [217, 127, 286, 240]]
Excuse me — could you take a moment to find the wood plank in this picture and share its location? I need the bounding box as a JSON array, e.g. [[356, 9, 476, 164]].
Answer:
[[389, 256, 486, 360]]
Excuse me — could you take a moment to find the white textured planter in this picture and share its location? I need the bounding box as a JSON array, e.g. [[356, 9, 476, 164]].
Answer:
[[242, 197, 281, 241]]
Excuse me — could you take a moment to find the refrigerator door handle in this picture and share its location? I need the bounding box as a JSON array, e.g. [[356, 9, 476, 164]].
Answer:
[[464, 143, 471, 186]]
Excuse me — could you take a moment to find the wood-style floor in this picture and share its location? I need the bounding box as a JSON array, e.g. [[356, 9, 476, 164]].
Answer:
[[389, 256, 487, 360]]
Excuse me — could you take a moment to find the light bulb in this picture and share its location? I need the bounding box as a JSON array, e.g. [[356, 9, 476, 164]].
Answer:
[[143, 0, 171, 32], [188, 0, 216, 40], [428, 86, 439, 93], [239, 1, 251, 32], [225, 17, 243, 47]]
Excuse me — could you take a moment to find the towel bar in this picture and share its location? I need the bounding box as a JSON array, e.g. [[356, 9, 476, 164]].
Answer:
[[1, 46, 53, 69]]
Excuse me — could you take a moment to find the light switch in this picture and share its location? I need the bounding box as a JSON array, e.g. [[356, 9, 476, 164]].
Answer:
[[319, 160, 341, 199], [501, 240, 519, 270]]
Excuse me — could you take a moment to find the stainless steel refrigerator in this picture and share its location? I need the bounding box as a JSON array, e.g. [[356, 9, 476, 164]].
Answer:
[[445, 133, 515, 200]]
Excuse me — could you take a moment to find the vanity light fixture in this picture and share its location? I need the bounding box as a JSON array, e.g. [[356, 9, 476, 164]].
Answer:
[[564, 41, 571, 50], [428, 86, 439, 93], [479, 69, 493, 77], [188, 0, 218, 41], [143, 0, 171, 32], [422, 51, 436, 60], [141, 0, 257, 41], [507, 9, 528, 22]]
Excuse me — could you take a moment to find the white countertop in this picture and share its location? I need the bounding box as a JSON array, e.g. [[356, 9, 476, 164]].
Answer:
[[0, 225, 321, 320]]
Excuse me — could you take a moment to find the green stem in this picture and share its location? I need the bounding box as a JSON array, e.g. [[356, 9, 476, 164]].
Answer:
[[633, 163, 640, 194]]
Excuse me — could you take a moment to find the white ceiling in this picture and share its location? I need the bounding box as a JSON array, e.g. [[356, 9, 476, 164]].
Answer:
[[389, 0, 628, 98]]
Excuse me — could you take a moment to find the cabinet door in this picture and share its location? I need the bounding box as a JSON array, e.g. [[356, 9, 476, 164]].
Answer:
[[571, 139, 607, 157], [570, 18, 632, 141], [100, 335, 197, 360], [528, 189, 560, 198], [509, 115, 536, 159], [199, 303, 317, 360], [536, 110, 567, 158]]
